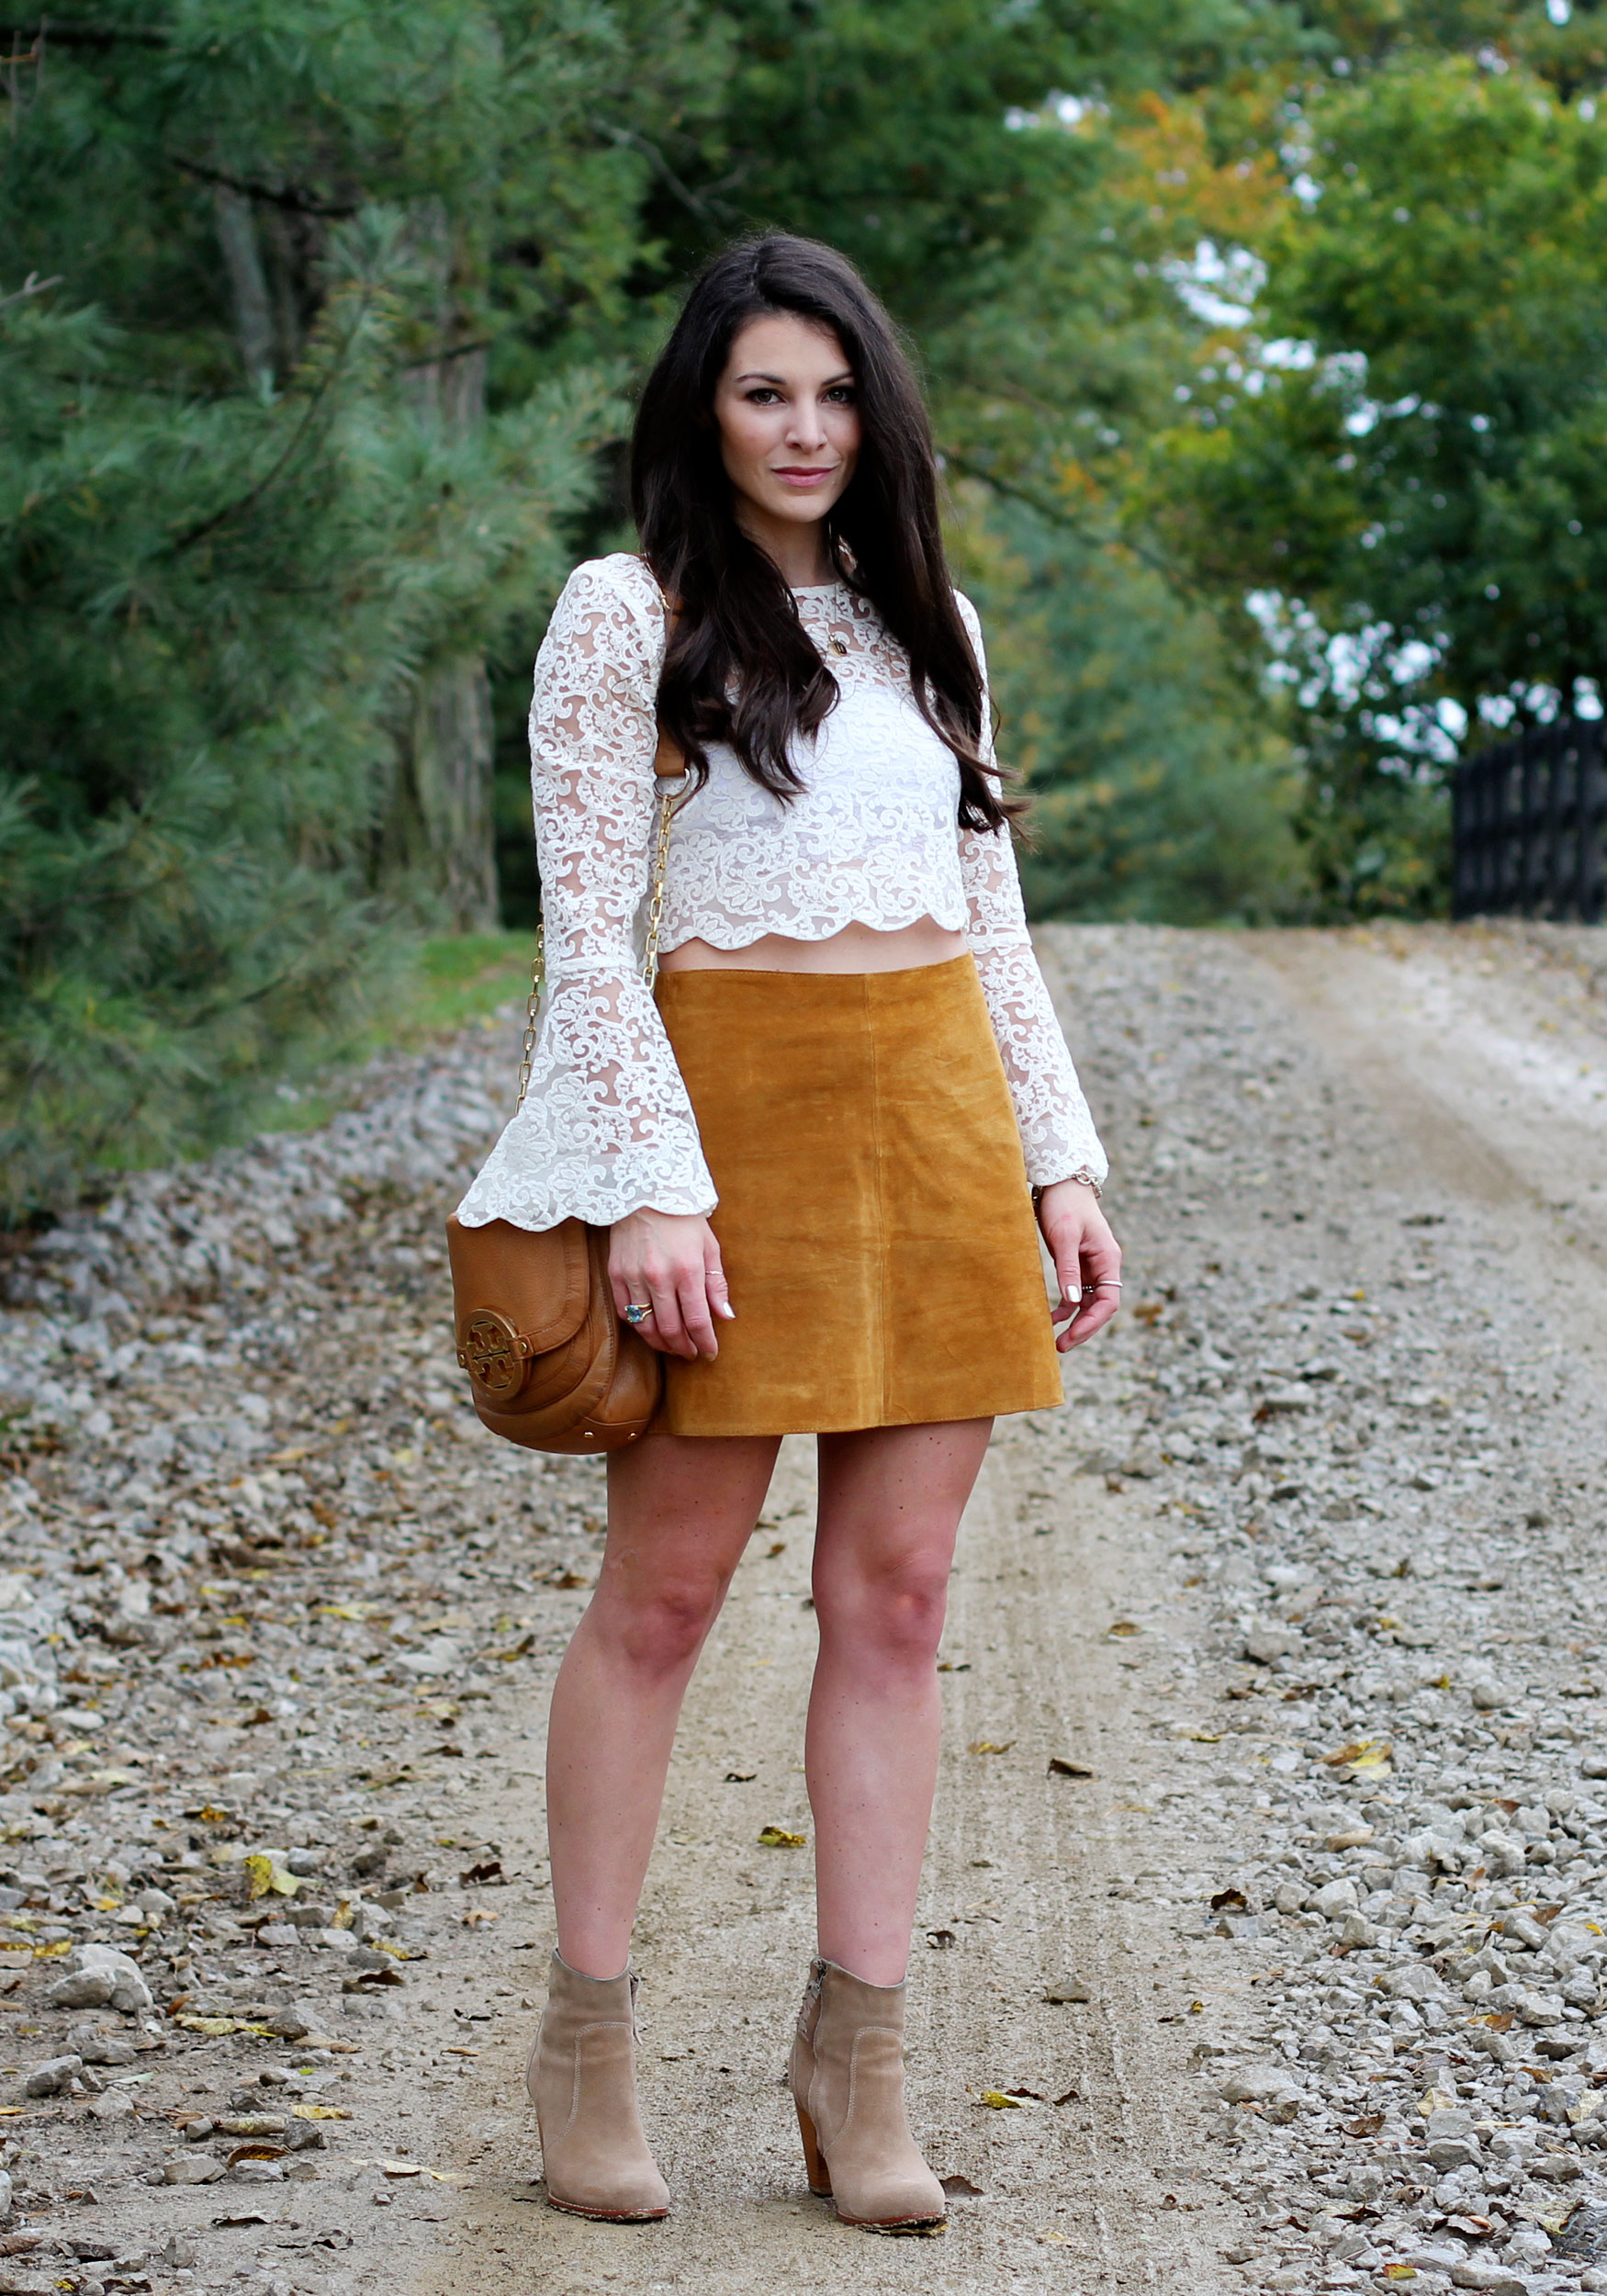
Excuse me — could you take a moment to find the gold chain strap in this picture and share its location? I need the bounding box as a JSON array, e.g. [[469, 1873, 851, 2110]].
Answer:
[[515, 771, 684, 1113]]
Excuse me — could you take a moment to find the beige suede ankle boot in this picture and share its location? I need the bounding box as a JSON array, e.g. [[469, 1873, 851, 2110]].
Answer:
[[526, 1951, 669, 2222], [789, 1958, 946, 2232]]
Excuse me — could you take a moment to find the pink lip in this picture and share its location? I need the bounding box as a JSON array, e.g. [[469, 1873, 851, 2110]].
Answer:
[[773, 467, 835, 487]]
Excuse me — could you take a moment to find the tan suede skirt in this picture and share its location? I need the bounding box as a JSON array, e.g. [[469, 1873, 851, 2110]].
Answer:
[[651, 953, 1062, 1438]]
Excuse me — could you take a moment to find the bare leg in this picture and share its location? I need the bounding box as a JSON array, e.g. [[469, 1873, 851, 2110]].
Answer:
[[546, 1432, 781, 1978], [806, 1419, 993, 1985]]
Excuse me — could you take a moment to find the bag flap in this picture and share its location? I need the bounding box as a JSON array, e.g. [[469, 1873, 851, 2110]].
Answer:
[[445, 1214, 590, 1353]]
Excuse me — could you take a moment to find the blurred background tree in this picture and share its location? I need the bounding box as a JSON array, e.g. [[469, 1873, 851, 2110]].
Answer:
[[4, 0, 1603, 1207]]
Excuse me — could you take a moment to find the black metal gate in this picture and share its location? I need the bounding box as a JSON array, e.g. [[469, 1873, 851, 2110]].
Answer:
[[1451, 716, 1607, 922]]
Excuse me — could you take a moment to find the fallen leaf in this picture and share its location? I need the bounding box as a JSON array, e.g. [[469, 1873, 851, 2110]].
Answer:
[[1210, 1887, 1248, 1913], [758, 1826, 806, 1849], [940, 2175, 983, 2198], [1346, 2112, 1386, 2137], [1186, 1730, 1223, 1743], [227, 2143, 287, 2167], [1047, 1758, 1095, 1778], [978, 2090, 1024, 2110], [724, 1771, 756, 1783], [1320, 1738, 1393, 1779], [967, 1740, 1014, 1756], [243, 1853, 299, 1901], [489, 1635, 535, 1661], [1347, 1745, 1393, 1775], [1107, 1621, 1141, 1638], [292, 2103, 351, 2121]]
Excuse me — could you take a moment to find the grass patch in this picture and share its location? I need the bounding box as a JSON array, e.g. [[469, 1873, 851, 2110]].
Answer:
[[406, 931, 535, 1041], [242, 931, 534, 1145]]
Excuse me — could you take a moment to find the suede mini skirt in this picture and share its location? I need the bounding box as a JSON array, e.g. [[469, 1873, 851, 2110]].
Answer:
[[651, 953, 1062, 1438]]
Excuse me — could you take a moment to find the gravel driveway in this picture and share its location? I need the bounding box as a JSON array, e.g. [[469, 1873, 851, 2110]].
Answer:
[[0, 920, 1603, 2296]]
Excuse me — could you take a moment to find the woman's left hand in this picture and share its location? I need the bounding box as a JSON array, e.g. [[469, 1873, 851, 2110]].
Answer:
[[1037, 1177, 1121, 1352]]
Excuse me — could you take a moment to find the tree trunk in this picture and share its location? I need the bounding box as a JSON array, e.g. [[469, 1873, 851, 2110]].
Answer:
[[393, 200, 499, 931], [406, 652, 500, 932], [214, 186, 275, 394]]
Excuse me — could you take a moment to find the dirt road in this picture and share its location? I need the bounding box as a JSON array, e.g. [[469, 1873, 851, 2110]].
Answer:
[[3, 920, 1605, 2296]]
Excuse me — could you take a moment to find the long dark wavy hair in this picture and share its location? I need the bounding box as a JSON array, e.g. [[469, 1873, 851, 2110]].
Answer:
[[630, 233, 1017, 833]]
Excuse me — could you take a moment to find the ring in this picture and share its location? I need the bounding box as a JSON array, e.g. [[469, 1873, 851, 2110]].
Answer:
[[624, 1302, 653, 1326]]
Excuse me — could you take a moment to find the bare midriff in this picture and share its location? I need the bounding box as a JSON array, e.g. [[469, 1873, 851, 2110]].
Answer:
[[657, 916, 967, 975]]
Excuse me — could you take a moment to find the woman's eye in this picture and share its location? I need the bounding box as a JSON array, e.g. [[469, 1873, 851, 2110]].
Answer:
[[746, 388, 781, 404], [825, 387, 856, 403]]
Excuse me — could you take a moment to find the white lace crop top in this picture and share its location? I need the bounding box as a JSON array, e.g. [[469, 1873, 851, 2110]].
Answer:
[[455, 552, 1107, 1232]]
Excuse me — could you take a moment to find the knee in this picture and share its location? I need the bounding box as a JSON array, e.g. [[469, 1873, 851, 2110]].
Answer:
[[816, 1557, 950, 1668], [592, 1569, 725, 1680]]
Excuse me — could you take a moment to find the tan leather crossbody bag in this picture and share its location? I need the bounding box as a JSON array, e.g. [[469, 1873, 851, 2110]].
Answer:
[[446, 724, 686, 1454]]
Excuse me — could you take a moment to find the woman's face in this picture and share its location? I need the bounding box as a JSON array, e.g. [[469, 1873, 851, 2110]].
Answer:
[[713, 313, 861, 538]]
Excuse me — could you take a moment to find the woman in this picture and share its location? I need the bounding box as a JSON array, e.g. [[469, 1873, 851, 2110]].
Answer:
[[456, 233, 1119, 2233]]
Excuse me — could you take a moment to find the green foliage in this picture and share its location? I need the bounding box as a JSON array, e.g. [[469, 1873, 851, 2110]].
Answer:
[[22, 0, 1601, 1199], [0, 218, 614, 1212], [950, 493, 1302, 925], [1145, 46, 1607, 912]]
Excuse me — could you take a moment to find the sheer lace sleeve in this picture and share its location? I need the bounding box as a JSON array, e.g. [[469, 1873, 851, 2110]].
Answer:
[[954, 594, 1109, 1190], [455, 557, 716, 1231]]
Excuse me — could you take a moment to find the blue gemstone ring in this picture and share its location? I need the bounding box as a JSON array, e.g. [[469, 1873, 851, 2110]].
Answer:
[[624, 1302, 653, 1326]]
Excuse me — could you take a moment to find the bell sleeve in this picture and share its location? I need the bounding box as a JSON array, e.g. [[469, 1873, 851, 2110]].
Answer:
[[455, 560, 717, 1232], [954, 594, 1110, 1191]]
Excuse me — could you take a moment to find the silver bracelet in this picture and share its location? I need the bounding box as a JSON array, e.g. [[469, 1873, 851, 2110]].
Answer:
[[1035, 1169, 1103, 1204]]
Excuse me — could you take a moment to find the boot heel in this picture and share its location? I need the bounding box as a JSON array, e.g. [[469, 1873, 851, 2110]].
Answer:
[[795, 2099, 831, 2198]]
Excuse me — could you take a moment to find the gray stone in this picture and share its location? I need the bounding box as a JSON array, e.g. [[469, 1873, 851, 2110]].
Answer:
[[1311, 1877, 1359, 1919], [66, 2026, 136, 2066], [49, 1943, 152, 2015], [75, 1942, 153, 2013], [163, 2154, 226, 2185], [43, 1966, 117, 2010], [22, 2053, 82, 2097], [1044, 1975, 1091, 2003], [1244, 1622, 1300, 1663], [1218, 2063, 1303, 2106]]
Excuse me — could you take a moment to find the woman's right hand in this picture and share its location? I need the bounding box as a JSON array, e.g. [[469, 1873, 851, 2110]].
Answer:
[[608, 1210, 733, 1359]]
